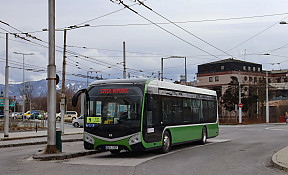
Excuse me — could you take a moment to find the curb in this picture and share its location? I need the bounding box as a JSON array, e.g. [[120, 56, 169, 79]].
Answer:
[[0, 138, 83, 148], [0, 132, 83, 141], [272, 147, 288, 172], [33, 150, 99, 161]]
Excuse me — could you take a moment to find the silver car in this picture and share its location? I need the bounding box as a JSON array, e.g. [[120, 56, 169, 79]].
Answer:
[[72, 115, 84, 127]]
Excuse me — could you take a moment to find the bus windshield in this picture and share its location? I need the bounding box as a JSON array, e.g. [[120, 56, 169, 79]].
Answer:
[[87, 85, 143, 129]]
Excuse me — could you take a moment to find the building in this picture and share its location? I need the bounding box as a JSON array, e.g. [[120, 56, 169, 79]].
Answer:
[[197, 58, 288, 123], [197, 58, 264, 97]]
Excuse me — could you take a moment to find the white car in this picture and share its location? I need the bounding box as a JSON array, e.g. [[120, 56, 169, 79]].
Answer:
[[72, 115, 84, 127]]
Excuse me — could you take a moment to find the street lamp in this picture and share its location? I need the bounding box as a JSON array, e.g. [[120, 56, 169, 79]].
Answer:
[[13, 52, 34, 116], [161, 56, 187, 85]]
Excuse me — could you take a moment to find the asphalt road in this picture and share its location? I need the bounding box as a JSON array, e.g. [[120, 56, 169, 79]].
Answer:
[[0, 124, 288, 175]]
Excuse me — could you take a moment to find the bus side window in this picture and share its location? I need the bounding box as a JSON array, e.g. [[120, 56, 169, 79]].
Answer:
[[162, 96, 172, 125], [183, 98, 193, 123]]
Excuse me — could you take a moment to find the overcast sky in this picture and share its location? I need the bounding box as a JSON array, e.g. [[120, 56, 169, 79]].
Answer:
[[1, 0, 288, 85]]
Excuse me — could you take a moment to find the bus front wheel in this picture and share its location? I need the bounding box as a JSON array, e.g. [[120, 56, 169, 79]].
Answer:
[[201, 127, 207, 145], [162, 131, 171, 153]]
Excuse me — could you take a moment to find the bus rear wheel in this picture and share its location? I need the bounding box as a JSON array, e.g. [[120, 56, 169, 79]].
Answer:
[[161, 131, 171, 153], [201, 127, 207, 145]]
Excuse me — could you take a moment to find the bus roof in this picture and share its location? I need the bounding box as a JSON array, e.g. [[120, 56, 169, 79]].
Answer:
[[89, 78, 216, 96]]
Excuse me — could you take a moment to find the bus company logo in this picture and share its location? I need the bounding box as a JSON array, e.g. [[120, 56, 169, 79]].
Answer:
[[101, 88, 129, 94]]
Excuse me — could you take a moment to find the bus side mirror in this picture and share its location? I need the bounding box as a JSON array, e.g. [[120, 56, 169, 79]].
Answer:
[[146, 94, 153, 111], [72, 89, 87, 107]]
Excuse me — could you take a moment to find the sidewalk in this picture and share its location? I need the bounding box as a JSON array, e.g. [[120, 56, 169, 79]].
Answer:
[[0, 127, 83, 140], [0, 127, 100, 160], [272, 146, 288, 172]]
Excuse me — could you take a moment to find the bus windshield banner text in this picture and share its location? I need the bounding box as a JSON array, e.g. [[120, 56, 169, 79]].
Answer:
[[101, 88, 129, 94]]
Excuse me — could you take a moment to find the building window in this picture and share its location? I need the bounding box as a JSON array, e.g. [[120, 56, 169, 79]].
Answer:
[[253, 67, 256, 71], [209, 77, 213, 82], [221, 66, 225, 70], [249, 77, 252, 82], [258, 67, 261, 72], [244, 76, 248, 81], [254, 77, 257, 82], [215, 76, 219, 82], [243, 66, 246, 71], [248, 66, 251, 71]]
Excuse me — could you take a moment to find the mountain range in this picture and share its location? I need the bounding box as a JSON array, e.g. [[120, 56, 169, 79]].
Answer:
[[0, 79, 87, 100]]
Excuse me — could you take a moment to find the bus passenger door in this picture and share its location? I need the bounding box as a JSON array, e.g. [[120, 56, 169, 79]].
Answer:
[[144, 94, 163, 143]]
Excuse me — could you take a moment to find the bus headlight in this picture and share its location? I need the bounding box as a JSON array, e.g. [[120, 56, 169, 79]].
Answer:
[[84, 132, 95, 145], [128, 132, 141, 145]]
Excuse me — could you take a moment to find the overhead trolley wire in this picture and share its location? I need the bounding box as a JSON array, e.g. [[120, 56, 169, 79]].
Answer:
[[110, 0, 221, 60]]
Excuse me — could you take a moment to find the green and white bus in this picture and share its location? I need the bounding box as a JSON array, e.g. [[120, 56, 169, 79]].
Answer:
[[72, 79, 219, 154]]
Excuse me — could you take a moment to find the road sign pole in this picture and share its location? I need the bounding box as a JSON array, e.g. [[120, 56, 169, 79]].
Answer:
[[238, 71, 242, 124]]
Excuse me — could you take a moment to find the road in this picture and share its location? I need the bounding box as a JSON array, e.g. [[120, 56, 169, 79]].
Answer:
[[0, 124, 287, 175]]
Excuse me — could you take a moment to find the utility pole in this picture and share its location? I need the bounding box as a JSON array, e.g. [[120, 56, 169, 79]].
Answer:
[[185, 57, 187, 85], [161, 58, 164, 81], [60, 29, 67, 134], [46, 0, 57, 154], [4, 33, 9, 137], [266, 71, 269, 123], [238, 71, 242, 124], [123, 41, 126, 79]]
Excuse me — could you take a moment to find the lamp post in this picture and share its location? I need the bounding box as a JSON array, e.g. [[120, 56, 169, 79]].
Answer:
[[161, 56, 187, 85], [13, 52, 34, 116]]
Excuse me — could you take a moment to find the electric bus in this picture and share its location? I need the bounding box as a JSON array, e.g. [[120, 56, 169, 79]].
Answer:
[[72, 79, 219, 154]]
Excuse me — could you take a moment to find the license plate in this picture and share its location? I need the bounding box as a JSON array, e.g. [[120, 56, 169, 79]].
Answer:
[[105, 146, 118, 150]]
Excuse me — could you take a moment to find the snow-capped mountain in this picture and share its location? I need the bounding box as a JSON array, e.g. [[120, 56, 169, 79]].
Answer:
[[0, 79, 87, 100]]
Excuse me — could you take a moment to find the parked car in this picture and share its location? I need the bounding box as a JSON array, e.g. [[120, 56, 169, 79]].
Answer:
[[24, 111, 33, 119], [32, 110, 45, 119], [65, 111, 78, 120], [72, 115, 83, 127], [17, 113, 24, 119], [56, 113, 61, 120]]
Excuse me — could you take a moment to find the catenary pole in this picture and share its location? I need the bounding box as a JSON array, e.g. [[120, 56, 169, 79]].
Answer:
[[4, 33, 9, 137], [60, 29, 67, 135], [46, 0, 57, 153], [123, 41, 126, 79], [266, 71, 269, 123]]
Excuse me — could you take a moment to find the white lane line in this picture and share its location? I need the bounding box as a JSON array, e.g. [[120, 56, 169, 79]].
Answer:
[[265, 126, 288, 131]]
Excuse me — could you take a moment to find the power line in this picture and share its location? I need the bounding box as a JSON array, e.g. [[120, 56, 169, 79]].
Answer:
[[227, 15, 288, 52], [110, 0, 221, 59], [135, 0, 234, 59], [67, 45, 167, 56], [87, 12, 288, 27], [75, 0, 147, 26]]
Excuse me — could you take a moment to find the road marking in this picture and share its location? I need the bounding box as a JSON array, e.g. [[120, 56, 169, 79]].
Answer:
[[265, 126, 288, 131], [64, 138, 230, 167]]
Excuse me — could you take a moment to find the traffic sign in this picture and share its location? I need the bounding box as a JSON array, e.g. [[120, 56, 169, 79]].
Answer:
[[239, 103, 243, 108]]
